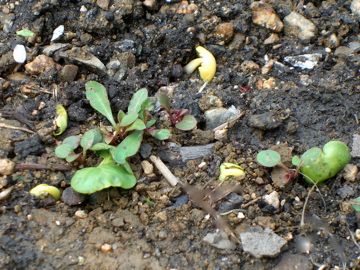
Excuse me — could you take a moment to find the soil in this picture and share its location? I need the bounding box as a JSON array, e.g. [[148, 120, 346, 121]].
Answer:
[[0, 0, 359, 269]]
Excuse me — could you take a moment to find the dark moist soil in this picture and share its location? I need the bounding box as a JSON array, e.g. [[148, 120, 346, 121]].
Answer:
[[1, 0, 360, 269]]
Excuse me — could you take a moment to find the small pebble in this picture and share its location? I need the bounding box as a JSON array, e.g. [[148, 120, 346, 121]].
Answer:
[[237, 212, 245, 219], [355, 229, 360, 240], [75, 210, 88, 219], [263, 191, 280, 209], [141, 160, 154, 175], [101, 243, 112, 253]]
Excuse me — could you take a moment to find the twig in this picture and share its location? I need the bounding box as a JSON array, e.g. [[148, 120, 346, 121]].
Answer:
[[241, 197, 261, 208], [197, 81, 208, 93], [0, 123, 35, 134], [149, 155, 178, 186], [15, 163, 71, 171], [347, 226, 360, 250]]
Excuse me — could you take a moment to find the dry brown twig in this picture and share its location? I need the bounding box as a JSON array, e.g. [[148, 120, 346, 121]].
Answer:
[[0, 122, 35, 134]]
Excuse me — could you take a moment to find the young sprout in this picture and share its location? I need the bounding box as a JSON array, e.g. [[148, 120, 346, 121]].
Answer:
[[54, 104, 68, 136], [30, 184, 61, 200], [219, 162, 245, 181], [184, 46, 216, 92]]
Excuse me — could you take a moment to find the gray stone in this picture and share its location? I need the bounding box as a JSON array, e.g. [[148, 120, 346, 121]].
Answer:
[[42, 43, 70, 56], [351, 0, 360, 16], [205, 105, 240, 130], [248, 111, 285, 130], [351, 134, 360, 157], [284, 53, 322, 70], [336, 185, 355, 199], [240, 227, 287, 258], [203, 231, 236, 250], [61, 187, 86, 206], [59, 47, 106, 74], [284, 12, 316, 41], [60, 64, 78, 82], [218, 193, 243, 213]]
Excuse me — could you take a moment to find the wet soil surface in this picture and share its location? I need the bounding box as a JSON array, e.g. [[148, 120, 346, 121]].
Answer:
[[0, 0, 360, 269]]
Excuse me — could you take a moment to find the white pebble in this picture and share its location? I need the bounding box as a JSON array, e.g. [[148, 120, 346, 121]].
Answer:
[[51, 25, 64, 42], [13, 44, 26, 63], [263, 191, 280, 209], [237, 212, 245, 219]]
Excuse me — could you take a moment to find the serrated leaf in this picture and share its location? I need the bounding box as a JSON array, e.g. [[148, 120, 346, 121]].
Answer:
[[256, 150, 281, 167], [128, 88, 148, 113], [16, 28, 35, 37], [80, 128, 103, 152], [85, 81, 116, 127], [159, 94, 170, 110], [126, 119, 146, 132], [71, 164, 137, 194], [301, 147, 321, 166], [90, 143, 115, 151], [351, 197, 360, 212], [148, 129, 171, 140], [111, 130, 143, 164], [119, 112, 138, 127], [146, 118, 156, 128], [54, 104, 68, 136], [175, 115, 197, 131]]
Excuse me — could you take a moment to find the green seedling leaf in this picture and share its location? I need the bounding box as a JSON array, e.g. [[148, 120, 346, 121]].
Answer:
[[146, 118, 156, 128], [219, 162, 245, 181], [80, 128, 103, 152], [300, 141, 351, 184], [123, 161, 133, 174], [119, 112, 138, 127], [351, 197, 360, 212], [71, 164, 137, 194], [256, 150, 281, 167], [65, 153, 80, 162], [90, 143, 115, 151], [55, 144, 74, 159], [112, 130, 143, 164], [292, 155, 301, 167], [117, 110, 125, 123], [175, 115, 197, 131], [54, 104, 68, 136], [141, 98, 154, 112], [85, 81, 116, 127], [301, 147, 321, 166], [126, 119, 146, 132], [148, 129, 171, 140], [16, 28, 35, 37], [55, 135, 80, 159], [128, 88, 148, 113], [159, 94, 170, 110], [29, 184, 61, 200]]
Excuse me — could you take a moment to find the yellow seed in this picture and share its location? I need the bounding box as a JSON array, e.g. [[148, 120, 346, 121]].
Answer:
[[184, 46, 216, 82], [219, 162, 245, 181], [30, 184, 61, 200], [196, 46, 216, 82]]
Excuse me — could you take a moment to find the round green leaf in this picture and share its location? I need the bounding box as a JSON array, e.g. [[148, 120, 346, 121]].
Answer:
[[71, 164, 137, 194], [351, 197, 360, 212], [62, 135, 81, 148], [291, 155, 301, 167], [256, 150, 281, 167], [175, 115, 197, 131], [149, 129, 171, 140]]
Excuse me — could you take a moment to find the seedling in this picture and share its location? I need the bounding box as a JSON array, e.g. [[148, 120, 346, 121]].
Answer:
[[55, 81, 172, 194], [219, 162, 245, 181], [158, 93, 197, 131], [54, 104, 68, 136], [30, 184, 61, 200], [256, 140, 351, 186], [16, 28, 35, 38]]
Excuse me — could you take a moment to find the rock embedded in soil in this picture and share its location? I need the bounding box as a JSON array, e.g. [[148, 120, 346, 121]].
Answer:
[[59, 47, 106, 75], [248, 111, 285, 130], [214, 22, 234, 44], [351, 134, 360, 157], [263, 191, 280, 210], [61, 187, 86, 206], [203, 231, 236, 250], [284, 12, 317, 41], [343, 164, 358, 182], [25, 55, 61, 75], [336, 185, 355, 199], [240, 227, 287, 258], [251, 2, 283, 32], [205, 106, 241, 130], [0, 159, 15, 176], [283, 53, 322, 70], [60, 64, 78, 82], [14, 135, 45, 159], [42, 43, 70, 56]]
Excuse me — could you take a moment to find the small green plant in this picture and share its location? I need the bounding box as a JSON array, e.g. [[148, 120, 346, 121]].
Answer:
[[55, 81, 171, 194], [158, 94, 197, 131], [256, 141, 351, 186]]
